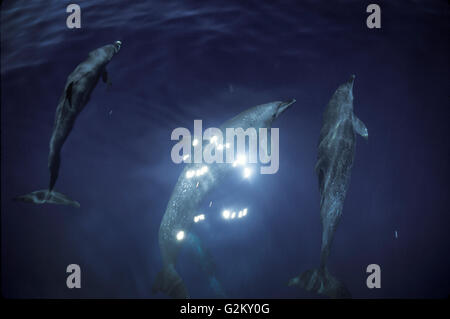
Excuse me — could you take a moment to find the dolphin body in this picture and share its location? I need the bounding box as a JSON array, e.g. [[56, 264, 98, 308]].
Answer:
[[153, 99, 296, 298], [288, 75, 368, 298], [15, 41, 122, 208]]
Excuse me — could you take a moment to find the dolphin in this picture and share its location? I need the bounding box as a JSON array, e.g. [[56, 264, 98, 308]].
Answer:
[[153, 99, 296, 298], [288, 75, 368, 298], [15, 41, 122, 208]]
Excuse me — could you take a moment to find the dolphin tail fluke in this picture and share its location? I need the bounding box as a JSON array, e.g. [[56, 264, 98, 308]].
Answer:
[[288, 267, 351, 299], [152, 264, 189, 299], [14, 189, 80, 208]]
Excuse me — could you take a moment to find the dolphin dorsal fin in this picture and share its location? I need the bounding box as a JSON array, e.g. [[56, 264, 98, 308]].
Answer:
[[352, 115, 368, 140]]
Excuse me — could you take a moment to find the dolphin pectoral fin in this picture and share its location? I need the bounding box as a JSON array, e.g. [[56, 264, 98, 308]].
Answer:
[[14, 189, 80, 208], [102, 70, 108, 83], [315, 160, 327, 195], [186, 232, 227, 298], [66, 82, 74, 106], [102, 70, 112, 88], [352, 115, 368, 140], [289, 268, 351, 299], [152, 264, 189, 299], [208, 276, 227, 298]]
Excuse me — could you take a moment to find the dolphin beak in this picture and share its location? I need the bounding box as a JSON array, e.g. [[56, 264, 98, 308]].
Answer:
[[348, 74, 356, 89], [114, 40, 122, 53], [276, 98, 296, 117]]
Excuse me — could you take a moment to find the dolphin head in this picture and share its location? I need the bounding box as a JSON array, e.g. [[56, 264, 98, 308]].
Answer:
[[339, 74, 355, 104], [99, 41, 122, 62], [248, 99, 296, 128], [327, 75, 355, 117], [273, 98, 296, 121], [336, 74, 355, 101]]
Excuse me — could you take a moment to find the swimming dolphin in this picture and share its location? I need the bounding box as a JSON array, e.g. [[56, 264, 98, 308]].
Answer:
[[15, 41, 122, 207], [153, 99, 296, 298], [288, 75, 368, 298]]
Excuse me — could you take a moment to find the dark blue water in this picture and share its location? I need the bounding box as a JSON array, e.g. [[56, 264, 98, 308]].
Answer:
[[1, 0, 449, 298]]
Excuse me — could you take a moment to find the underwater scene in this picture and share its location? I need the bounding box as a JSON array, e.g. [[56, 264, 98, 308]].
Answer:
[[1, 0, 449, 299]]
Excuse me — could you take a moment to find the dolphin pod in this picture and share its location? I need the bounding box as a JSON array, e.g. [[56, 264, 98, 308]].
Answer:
[[288, 75, 368, 298], [15, 41, 122, 208], [153, 99, 296, 298], [13, 42, 368, 299]]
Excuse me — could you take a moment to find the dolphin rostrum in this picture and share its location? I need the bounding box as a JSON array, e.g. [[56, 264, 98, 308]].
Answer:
[[15, 41, 122, 208], [153, 99, 296, 298], [288, 75, 368, 298]]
